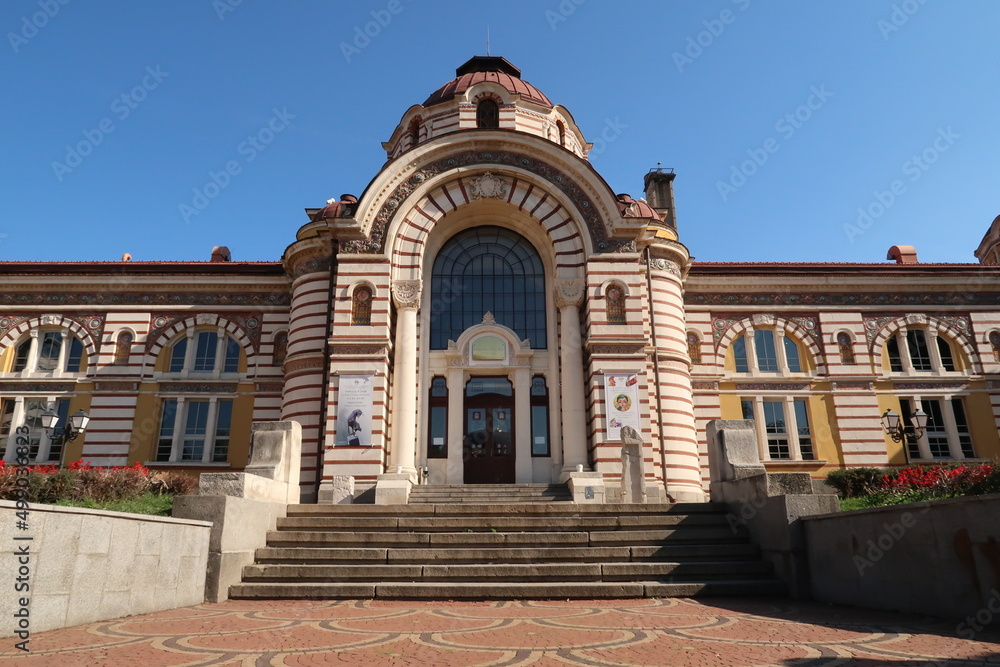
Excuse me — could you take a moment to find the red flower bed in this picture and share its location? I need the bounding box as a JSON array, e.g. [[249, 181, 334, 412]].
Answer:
[[0, 459, 196, 504]]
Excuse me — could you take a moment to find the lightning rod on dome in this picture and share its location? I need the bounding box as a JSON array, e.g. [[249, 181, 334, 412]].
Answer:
[[486, 26, 491, 56]]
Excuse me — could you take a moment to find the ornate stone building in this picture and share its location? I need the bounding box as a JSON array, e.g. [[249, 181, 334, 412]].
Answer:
[[2, 56, 998, 502]]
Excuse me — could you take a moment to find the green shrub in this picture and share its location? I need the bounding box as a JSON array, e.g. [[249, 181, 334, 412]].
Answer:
[[824, 467, 889, 497]]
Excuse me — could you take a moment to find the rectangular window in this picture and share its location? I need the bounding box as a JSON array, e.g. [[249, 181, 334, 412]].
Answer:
[[13, 341, 30, 372], [762, 400, 789, 459], [531, 376, 550, 456], [169, 338, 187, 373], [223, 338, 240, 373], [427, 377, 448, 459], [156, 399, 177, 462], [65, 338, 83, 373], [740, 399, 754, 421], [36, 332, 62, 372], [193, 332, 218, 372], [950, 398, 974, 458], [921, 399, 950, 458], [755, 330, 778, 372], [181, 400, 210, 461], [794, 399, 813, 460], [907, 330, 933, 372], [733, 336, 749, 373], [213, 400, 233, 463], [899, 398, 921, 461]]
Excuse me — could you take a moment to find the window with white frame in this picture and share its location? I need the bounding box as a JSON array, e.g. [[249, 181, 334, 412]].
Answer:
[[155, 397, 233, 463], [898, 397, 974, 461], [740, 397, 814, 461], [166, 330, 241, 375], [0, 397, 71, 463], [11, 331, 85, 374], [732, 328, 803, 374], [885, 328, 957, 374]]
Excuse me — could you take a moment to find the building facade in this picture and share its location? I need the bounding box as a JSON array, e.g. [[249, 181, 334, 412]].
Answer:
[[2, 57, 999, 502]]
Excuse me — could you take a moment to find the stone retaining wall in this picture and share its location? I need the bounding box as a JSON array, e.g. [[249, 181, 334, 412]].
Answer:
[[804, 493, 1000, 627], [0, 501, 211, 638]]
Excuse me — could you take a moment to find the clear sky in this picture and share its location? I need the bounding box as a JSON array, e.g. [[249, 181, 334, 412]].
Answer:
[[2, 1, 998, 264]]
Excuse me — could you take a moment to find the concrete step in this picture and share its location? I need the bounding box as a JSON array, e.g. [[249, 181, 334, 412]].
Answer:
[[253, 542, 762, 565], [265, 525, 742, 548], [275, 513, 728, 532], [229, 579, 784, 600], [241, 561, 773, 583], [285, 502, 729, 517]]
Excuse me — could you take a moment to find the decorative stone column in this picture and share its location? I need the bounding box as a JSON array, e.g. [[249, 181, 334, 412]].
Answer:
[[555, 279, 590, 479], [646, 246, 706, 502], [387, 280, 421, 479]]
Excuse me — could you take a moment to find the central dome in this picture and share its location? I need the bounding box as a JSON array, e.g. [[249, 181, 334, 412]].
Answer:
[[423, 56, 553, 108]]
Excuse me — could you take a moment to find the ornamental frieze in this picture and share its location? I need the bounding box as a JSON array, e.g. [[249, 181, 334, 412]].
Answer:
[[0, 292, 290, 307], [329, 344, 388, 356], [161, 383, 239, 393], [832, 381, 874, 391], [0, 313, 105, 350], [689, 292, 1000, 307], [862, 312, 973, 352], [691, 381, 718, 391], [893, 382, 969, 391], [710, 312, 821, 353], [255, 382, 285, 393], [734, 382, 811, 391], [0, 382, 76, 393], [94, 382, 139, 392], [341, 151, 634, 255], [588, 344, 647, 355]]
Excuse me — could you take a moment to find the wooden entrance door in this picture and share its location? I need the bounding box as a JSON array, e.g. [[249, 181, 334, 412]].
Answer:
[[463, 378, 515, 484]]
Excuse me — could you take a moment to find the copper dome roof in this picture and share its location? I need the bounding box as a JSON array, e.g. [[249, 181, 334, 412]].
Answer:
[[423, 56, 553, 108]]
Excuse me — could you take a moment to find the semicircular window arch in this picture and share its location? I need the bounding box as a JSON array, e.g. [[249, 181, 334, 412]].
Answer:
[[430, 226, 546, 350]]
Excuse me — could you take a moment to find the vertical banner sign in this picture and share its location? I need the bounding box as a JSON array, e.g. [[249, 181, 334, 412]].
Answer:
[[336, 375, 374, 447], [604, 372, 640, 440]]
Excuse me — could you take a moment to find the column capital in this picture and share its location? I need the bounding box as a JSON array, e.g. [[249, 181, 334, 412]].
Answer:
[[391, 281, 422, 309], [554, 279, 586, 309]]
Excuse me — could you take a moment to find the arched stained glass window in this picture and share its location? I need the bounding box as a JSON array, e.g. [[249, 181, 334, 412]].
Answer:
[[430, 226, 546, 349]]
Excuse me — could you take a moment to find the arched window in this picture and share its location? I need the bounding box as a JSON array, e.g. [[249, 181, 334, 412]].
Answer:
[[476, 99, 500, 129], [784, 336, 802, 373], [732, 328, 804, 374], [114, 332, 133, 366], [687, 332, 702, 365], [605, 284, 626, 324], [272, 331, 288, 367], [556, 120, 566, 147], [430, 226, 546, 349], [351, 284, 373, 326], [837, 332, 855, 365], [167, 330, 241, 374], [990, 331, 1000, 362], [12, 331, 84, 374], [408, 118, 421, 148], [886, 328, 955, 373]]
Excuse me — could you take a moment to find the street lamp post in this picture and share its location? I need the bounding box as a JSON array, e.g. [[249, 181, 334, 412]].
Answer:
[[40, 409, 90, 468], [880, 408, 928, 464]]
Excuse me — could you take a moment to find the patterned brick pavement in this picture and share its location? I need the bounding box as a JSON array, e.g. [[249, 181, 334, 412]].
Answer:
[[2, 598, 998, 666]]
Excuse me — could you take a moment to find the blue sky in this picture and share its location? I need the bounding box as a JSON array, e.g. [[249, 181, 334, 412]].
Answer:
[[2, 1, 998, 264]]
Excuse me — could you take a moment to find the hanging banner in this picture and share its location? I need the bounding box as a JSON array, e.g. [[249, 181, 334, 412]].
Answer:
[[336, 375, 374, 447], [604, 372, 640, 440]]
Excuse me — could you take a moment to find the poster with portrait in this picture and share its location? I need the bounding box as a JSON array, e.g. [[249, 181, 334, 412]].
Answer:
[[604, 372, 640, 440], [336, 374, 374, 447]]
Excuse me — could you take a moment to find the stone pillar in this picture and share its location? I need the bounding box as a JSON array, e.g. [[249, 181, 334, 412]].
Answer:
[[446, 367, 465, 484], [514, 366, 533, 483], [388, 280, 420, 479], [555, 279, 588, 479]]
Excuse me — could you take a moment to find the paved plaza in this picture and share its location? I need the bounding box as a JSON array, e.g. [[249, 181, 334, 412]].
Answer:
[[3, 597, 998, 666]]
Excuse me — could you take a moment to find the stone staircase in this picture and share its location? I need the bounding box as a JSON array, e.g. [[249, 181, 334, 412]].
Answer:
[[229, 500, 784, 600], [409, 483, 572, 504]]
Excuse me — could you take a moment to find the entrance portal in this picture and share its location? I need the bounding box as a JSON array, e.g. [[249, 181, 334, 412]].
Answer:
[[463, 377, 515, 484]]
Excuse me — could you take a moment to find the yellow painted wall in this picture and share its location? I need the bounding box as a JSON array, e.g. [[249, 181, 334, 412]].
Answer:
[[229, 385, 256, 468], [129, 387, 162, 463], [965, 391, 1000, 460]]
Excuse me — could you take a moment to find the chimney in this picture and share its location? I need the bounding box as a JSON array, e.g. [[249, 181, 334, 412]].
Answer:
[[643, 165, 677, 232], [121, 253, 132, 262], [210, 246, 232, 262], [887, 245, 918, 264]]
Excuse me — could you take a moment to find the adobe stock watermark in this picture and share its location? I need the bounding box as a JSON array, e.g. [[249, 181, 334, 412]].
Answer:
[[588, 117, 628, 157], [545, 0, 586, 31], [852, 507, 929, 576], [340, 0, 411, 64], [716, 85, 834, 202], [843, 126, 959, 244], [7, 0, 71, 54], [51, 66, 170, 183], [957, 589, 1000, 640], [673, 0, 752, 73], [212, 0, 246, 21], [178, 107, 295, 224], [878, 0, 930, 40]]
